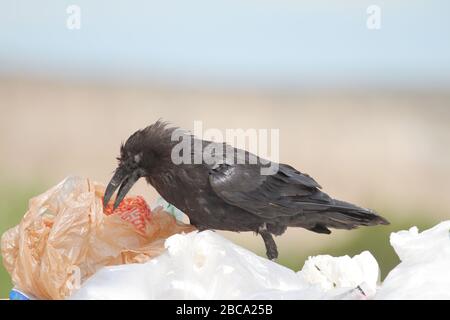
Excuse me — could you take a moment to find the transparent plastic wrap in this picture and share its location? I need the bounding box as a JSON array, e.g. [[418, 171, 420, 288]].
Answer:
[[0, 176, 194, 300]]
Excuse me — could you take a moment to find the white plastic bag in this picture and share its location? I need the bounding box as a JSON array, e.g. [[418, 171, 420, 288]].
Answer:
[[376, 221, 450, 300], [71, 230, 380, 300], [301, 251, 379, 297]]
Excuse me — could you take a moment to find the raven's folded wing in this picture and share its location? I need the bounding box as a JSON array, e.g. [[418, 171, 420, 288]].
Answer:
[[209, 163, 389, 229], [209, 163, 332, 219]]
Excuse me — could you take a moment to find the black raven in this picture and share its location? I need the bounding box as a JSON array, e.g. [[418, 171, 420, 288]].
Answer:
[[104, 121, 389, 260]]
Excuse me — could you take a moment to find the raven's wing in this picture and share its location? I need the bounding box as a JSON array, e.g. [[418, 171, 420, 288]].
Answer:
[[209, 162, 389, 230], [209, 163, 333, 219]]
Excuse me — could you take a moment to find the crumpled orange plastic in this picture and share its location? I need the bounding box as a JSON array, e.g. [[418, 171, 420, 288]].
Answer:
[[1, 176, 195, 300]]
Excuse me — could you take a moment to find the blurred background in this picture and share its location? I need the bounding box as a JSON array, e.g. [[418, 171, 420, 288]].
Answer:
[[1, 0, 450, 298]]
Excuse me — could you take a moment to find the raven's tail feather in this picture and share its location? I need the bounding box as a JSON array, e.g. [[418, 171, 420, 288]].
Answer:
[[324, 199, 390, 228], [290, 198, 389, 234]]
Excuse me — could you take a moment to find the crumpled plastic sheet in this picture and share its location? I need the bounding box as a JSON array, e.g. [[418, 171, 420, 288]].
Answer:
[[70, 230, 380, 300], [376, 220, 450, 300], [0, 176, 195, 300], [71, 220, 450, 300]]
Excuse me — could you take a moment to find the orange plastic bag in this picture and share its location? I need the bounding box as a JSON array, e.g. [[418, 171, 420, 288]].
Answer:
[[1, 176, 195, 300]]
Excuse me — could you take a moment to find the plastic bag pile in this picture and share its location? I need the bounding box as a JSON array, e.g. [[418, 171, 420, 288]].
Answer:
[[71, 222, 450, 300], [2, 176, 450, 300], [70, 231, 379, 300], [0, 176, 194, 299]]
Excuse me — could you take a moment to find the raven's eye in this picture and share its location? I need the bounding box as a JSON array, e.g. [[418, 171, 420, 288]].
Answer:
[[134, 153, 142, 163]]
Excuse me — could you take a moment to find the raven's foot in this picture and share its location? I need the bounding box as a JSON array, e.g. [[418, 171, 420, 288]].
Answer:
[[259, 226, 279, 261]]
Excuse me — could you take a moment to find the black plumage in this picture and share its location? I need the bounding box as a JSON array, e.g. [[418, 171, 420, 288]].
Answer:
[[104, 121, 389, 260]]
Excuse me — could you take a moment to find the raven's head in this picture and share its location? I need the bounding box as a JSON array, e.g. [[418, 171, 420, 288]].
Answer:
[[103, 120, 178, 210]]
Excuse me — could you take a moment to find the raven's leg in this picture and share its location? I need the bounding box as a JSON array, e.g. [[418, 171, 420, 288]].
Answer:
[[259, 226, 278, 261]]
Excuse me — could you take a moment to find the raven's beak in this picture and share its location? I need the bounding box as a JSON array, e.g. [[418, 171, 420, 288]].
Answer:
[[103, 167, 141, 210]]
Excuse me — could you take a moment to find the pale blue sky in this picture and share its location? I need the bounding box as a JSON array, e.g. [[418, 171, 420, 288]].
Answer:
[[1, 0, 449, 89]]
